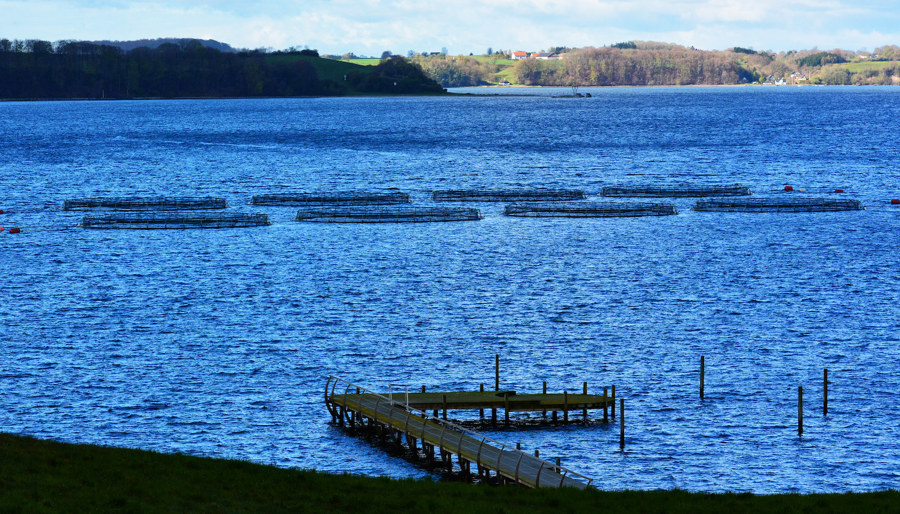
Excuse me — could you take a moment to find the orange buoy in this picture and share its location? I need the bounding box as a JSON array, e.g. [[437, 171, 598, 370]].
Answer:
[[9, 227, 21, 234], [834, 189, 844, 193], [784, 185, 794, 192], [0, 227, 4, 231], [891, 199, 900, 205]]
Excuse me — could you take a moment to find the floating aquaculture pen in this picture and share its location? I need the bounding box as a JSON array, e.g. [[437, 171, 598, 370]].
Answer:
[[81, 212, 270, 229], [692, 197, 864, 212], [432, 189, 586, 202], [600, 184, 750, 197], [63, 196, 227, 211], [251, 192, 411, 206], [504, 201, 677, 217], [295, 205, 482, 223]]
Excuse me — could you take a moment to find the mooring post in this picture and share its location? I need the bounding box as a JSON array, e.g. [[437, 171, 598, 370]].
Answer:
[[619, 398, 625, 450], [542, 381, 547, 417], [583, 381, 588, 420], [824, 368, 828, 416], [611, 385, 616, 418], [504, 393, 510, 425], [563, 390, 569, 422], [700, 355, 705, 400], [534, 449, 539, 458], [555, 457, 561, 473], [422, 385, 426, 393], [495, 354, 499, 391], [516, 442, 521, 450], [442, 394, 447, 420], [798, 386, 804, 436], [480, 383, 485, 418], [603, 387, 609, 423]]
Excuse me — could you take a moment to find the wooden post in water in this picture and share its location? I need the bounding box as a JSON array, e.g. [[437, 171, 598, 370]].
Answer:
[[611, 385, 616, 418], [619, 398, 625, 449], [504, 393, 510, 425], [492, 355, 499, 423], [700, 355, 705, 400], [542, 381, 547, 418], [563, 390, 569, 422], [422, 385, 426, 393], [480, 383, 485, 418], [798, 386, 804, 436], [603, 387, 609, 423], [534, 449, 539, 458], [582, 382, 588, 420], [555, 457, 561, 472], [824, 368, 828, 416], [442, 394, 448, 420]]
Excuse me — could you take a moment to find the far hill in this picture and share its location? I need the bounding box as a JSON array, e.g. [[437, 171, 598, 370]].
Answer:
[[0, 39, 445, 99], [88, 38, 236, 53]]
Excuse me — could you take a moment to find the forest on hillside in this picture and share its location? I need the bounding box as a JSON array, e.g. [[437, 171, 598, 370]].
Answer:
[[409, 42, 900, 87], [0, 39, 444, 99]]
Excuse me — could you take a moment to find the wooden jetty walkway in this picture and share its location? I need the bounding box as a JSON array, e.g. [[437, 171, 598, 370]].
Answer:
[[325, 376, 598, 489]]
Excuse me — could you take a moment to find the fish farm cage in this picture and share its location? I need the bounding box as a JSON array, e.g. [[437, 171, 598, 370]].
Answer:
[[504, 201, 678, 217], [295, 205, 482, 223], [432, 189, 587, 202], [600, 184, 751, 197], [692, 197, 864, 212], [250, 192, 411, 206], [81, 212, 270, 229], [63, 196, 227, 211]]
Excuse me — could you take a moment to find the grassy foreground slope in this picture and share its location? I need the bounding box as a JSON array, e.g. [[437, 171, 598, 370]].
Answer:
[[2, 434, 899, 513]]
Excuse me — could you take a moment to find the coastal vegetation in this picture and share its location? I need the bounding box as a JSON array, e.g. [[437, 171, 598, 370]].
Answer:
[[398, 42, 900, 87], [0, 38, 444, 99], [2, 433, 899, 513]]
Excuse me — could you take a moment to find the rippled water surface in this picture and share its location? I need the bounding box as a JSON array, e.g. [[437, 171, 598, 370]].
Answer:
[[2, 87, 899, 493]]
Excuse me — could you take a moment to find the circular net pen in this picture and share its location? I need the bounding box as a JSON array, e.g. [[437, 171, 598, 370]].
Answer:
[[504, 201, 678, 217], [295, 205, 482, 223], [432, 189, 586, 202], [81, 212, 270, 229], [251, 192, 411, 206], [63, 196, 227, 211], [600, 184, 750, 197], [693, 197, 864, 212]]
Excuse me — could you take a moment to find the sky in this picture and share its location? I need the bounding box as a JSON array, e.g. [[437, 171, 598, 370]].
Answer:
[[2, 0, 899, 56]]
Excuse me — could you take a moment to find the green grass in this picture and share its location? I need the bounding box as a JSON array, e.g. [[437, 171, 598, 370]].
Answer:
[[2, 433, 899, 513], [342, 58, 383, 66], [839, 60, 898, 72]]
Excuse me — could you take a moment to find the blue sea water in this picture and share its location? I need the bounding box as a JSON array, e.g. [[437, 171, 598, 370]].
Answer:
[[1, 86, 899, 493]]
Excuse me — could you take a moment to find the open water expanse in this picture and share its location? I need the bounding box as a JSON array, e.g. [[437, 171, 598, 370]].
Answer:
[[1, 86, 899, 493]]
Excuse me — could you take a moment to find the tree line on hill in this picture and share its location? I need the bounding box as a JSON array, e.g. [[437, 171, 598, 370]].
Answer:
[[409, 42, 900, 87], [0, 38, 444, 99]]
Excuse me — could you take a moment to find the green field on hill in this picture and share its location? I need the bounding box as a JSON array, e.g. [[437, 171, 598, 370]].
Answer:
[[2, 433, 899, 513]]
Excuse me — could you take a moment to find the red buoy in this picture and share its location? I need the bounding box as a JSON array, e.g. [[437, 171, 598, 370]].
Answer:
[[0, 227, 4, 231], [891, 199, 900, 205], [834, 189, 844, 193], [0, 209, 4, 214], [9, 227, 21, 234], [784, 185, 794, 192]]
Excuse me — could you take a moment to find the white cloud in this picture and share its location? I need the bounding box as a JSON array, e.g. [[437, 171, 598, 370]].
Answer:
[[1, 0, 897, 55]]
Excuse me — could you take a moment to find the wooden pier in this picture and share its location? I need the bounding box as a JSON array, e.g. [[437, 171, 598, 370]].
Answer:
[[325, 376, 598, 489]]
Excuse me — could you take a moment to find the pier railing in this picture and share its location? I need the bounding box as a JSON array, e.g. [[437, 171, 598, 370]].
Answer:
[[325, 375, 594, 489]]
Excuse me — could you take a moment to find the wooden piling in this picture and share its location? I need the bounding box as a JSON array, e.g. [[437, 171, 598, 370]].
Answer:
[[479, 383, 485, 418], [798, 386, 803, 436], [563, 390, 569, 422], [534, 449, 539, 458], [555, 457, 561, 472], [619, 398, 625, 449], [495, 354, 499, 391], [603, 387, 608, 423], [824, 368, 828, 416], [504, 393, 510, 424], [542, 381, 547, 417], [611, 385, 616, 418], [442, 394, 448, 420], [583, 382, 588, 419], [700, 355, 705, 400]]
